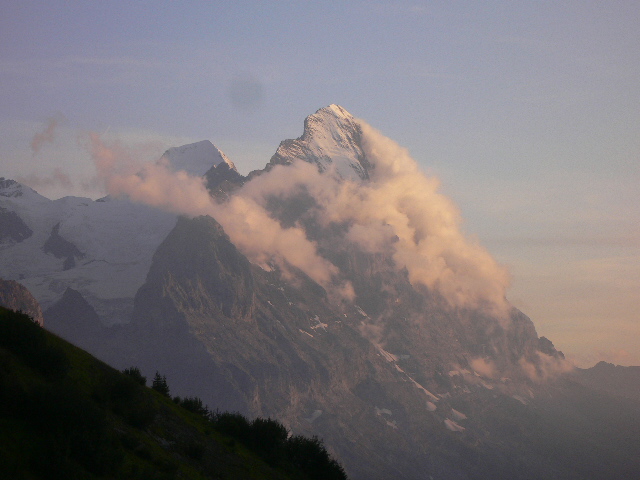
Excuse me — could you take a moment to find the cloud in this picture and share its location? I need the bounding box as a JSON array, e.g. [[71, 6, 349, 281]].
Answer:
[[86, 132, 353, 300], [89, 132, 213, 215], [259, 121, 511, 316], [470, 357, 497, 379], [85, 116, 512, 315], [219, 122, 509, 315], [518, 352, 574, 383], [359, 122, 511, 316], [31, 116, 63, 154]]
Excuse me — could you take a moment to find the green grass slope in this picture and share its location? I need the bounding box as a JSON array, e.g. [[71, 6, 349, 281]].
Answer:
[[0, 307, 346, 480]]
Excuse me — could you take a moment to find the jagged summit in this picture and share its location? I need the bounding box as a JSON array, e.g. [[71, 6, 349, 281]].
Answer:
[[160, 140, 236, 177], [0, 177, 48, 202], [268, 104, 372, 181], [0, 177, 24, 197]]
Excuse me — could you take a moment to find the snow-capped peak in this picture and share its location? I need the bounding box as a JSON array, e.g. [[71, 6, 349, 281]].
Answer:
[[268, 105, 372, 182], [324, 103, 353, 119], [0, 177, 50, 203], [0, 177, 41, 197], [160, 140, 236, 177]]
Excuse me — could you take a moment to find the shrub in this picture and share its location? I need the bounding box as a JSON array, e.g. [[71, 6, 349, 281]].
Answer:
[[249, 417, 288, 464], [123, 366, 146, 386], [285, 435, 347, 480], [176, 395, 210, 417], [210, 411, 251, 444]]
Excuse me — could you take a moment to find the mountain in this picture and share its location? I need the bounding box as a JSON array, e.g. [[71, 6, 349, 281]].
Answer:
[[0, 140, 234, 329], [572, 361, 640, 402], [2, 105, 639, 479], [44, 287, 106, 354], [161, 139, 236, 177], [0, 178, 177, 326]]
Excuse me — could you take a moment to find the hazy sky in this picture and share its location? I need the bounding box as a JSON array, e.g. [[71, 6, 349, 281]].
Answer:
[[1, 1, 638, 366]]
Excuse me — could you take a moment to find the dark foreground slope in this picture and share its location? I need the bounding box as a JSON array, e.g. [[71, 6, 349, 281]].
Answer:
[[0, 307, 346, 480]]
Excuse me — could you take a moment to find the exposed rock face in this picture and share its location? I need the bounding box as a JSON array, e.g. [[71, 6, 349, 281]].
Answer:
[[0, 206, 32, 244], [136, 215, 255, 322], [204, 162, 245, 201], [0, 177, 27, 198], [111, 211, 571, 480], [538, 336, 565, 359], [0, 278, 44, 325], [43, 223, 84, 270], [124, 216, 257, 413]]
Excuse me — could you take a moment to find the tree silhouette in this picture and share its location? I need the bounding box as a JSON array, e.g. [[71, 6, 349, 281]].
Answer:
[[122, 366, 146, 386], [151, 371, 170, 397]]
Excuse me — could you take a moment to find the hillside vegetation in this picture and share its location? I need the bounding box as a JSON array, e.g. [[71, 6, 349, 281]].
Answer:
[[0, 307, 346, 480]]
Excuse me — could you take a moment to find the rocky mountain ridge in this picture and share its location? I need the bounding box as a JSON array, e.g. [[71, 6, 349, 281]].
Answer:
[[572, 361, 640, 401]]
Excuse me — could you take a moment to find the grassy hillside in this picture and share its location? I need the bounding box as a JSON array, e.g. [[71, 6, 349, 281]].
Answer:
[[0, 307, 346, 480]]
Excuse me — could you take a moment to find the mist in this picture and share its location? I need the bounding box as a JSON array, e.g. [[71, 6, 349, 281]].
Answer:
[[88, 132, 353, 300], [88, 117, 511, 315], [30, 116, 62, 155]]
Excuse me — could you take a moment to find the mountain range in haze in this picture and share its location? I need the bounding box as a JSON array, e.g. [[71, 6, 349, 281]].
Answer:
[[1, 105, 638, 479]]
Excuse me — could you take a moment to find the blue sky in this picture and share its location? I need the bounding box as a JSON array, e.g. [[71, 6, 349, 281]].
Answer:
[[1, 1, 639, 366]]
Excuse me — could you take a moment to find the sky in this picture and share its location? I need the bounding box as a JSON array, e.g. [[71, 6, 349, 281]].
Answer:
[[1, 1, 638, 367]]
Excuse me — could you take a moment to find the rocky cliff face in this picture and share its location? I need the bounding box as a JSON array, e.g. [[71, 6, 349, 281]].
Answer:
[[0, 278, 44, 325], [0, 205, 32, 244], [112, 202, 640, 480], [44, 287, 105, 352], [112, 214, 564, 479]]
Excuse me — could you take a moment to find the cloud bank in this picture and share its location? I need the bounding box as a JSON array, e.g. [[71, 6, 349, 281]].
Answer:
[[327, 122, 510, 316], [88, 133, 352, 300], [88, 118, 510, 315]]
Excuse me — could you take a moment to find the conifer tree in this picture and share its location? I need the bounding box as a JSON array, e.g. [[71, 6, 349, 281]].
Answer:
[[151, 371, 170, 397]]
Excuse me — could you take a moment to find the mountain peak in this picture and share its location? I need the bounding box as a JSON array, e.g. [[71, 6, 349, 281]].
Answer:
[[268, 105, 372, 181], [320, 103, 353, 119], [0, 177, 42, 200], [160, 140, 236, 177]]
